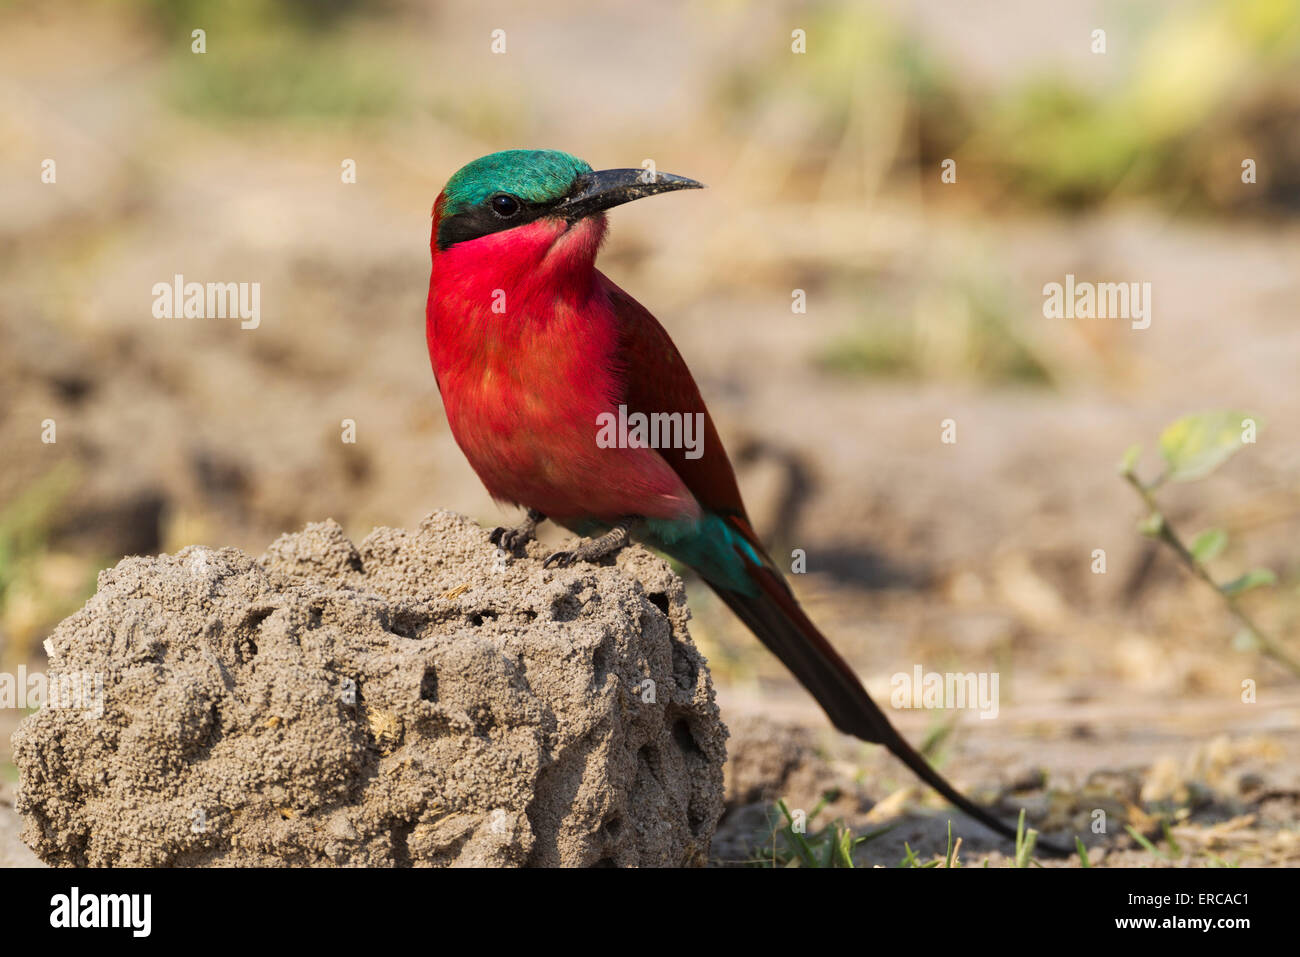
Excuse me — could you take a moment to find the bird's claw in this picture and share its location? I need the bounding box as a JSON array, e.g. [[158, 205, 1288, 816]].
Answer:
[[543, 523, 632, 570], [490, 525, 532, 552], [490, 510, 545, 553]]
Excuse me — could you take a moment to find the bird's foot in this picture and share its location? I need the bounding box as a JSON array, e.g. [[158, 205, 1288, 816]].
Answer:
[[489, 509, 546, 553], [543, 522, 632, 569]]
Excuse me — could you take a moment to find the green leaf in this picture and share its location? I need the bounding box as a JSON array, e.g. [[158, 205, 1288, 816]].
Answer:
[[1189, 528, 1228, 563], [839, 828, 858, 868], [1117, 444, 1142, 476], [1124, 824, 1165, 858], [1137, 512, 1165, 538], [1158, 411, 1257, 482], [1013, 808, 1038, 867], [1221, 568, 1276, 596], [1075, 836, 1092, 868]]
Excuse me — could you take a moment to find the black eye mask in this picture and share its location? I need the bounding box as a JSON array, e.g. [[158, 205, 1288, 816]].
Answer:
[[435, 169, 702, 251]]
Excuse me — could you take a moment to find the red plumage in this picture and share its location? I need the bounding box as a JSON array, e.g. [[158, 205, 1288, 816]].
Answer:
[[427, 197, 717, 524]]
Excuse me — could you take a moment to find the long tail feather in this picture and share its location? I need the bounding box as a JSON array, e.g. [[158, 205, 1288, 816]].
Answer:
[[711, 564, 1064, 854]]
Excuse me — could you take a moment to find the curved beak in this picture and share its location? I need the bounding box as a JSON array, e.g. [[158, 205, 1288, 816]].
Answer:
[[554, 168, 704, 220]]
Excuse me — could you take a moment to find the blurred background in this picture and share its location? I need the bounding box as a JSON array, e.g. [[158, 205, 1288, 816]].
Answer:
[[3, 0, 1299, 863]]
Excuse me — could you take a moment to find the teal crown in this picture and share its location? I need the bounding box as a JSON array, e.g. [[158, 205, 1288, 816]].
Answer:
[[442, 149, 592, 216]]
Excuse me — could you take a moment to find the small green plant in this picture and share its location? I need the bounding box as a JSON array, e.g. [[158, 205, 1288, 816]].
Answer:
[[754, 796, 896, 867], [1013, 808, 1039, 867], [899, 841, 940, 868], [1121, 818, 1186, 863], [1120, 410, 1299, 677], [1124, 824, 1169, 860]]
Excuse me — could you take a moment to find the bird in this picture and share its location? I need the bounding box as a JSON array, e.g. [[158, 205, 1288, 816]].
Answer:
[[425, 148, 1056, 853]]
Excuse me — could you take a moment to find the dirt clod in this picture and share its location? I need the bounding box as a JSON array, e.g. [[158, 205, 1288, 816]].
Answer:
[[13, 511, 727, 867]]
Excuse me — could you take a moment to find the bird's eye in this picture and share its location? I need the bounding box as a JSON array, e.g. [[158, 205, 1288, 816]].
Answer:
[[490, 194, 521, 218]]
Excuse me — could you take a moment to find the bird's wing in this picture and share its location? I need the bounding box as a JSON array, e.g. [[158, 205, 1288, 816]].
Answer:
[[602, 276, 931, 737], [601, 273, 750, 523]]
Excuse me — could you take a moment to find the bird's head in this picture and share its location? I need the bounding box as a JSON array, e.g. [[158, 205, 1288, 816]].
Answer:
[[432, 149, 703, 259]]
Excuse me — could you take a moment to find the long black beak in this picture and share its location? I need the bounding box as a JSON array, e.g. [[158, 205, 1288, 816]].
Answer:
[[554, 168, 704, 220]]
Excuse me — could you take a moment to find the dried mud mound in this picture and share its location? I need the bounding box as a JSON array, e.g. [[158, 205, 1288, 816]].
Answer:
[[13, 511, 727, 867]]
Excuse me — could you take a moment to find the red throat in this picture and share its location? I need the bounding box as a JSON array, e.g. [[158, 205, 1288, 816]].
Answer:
[[428, 198, 607, 308]]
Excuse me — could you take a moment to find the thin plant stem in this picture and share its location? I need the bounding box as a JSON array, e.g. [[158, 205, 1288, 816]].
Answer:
[[1122, 471, 1300, 678]]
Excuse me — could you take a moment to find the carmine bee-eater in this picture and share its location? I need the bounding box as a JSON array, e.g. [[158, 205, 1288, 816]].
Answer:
[[426, 149, 1047, 850]]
